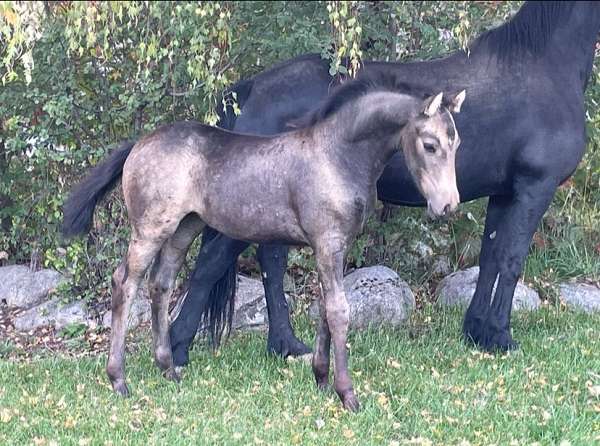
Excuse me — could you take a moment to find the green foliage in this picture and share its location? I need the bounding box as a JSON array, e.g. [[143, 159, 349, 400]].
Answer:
[[58, 322, 87, 340], [0, 1, 598, 306], [327, 1, 362, 77]]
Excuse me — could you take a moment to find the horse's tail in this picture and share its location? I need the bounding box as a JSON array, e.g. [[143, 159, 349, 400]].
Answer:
[[188, 227, 239, 349], [62, 141, 135, 238]]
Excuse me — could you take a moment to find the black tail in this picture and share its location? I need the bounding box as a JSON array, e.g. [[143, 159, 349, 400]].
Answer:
[[62, 141, 135, 238], [196, 227, 239, 349], [193, 79, 253, 348]]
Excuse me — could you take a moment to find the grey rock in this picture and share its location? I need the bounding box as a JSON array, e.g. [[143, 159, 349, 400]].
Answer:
[[283, 272, 296, 294], [436, 266, 540, 311], [431, 256, 452, 277], [231, 275, 270, 330], [412, 241, 434, 261], [308, 266, 415, 331], [14, 298, 88, 332], [559, 283, 600, 313], [231, 275, 293, 331], [0, 265, 65, 309], [101, 287, 152, 330]]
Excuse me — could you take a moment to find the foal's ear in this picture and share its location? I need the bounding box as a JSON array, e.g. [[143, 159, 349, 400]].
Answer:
[[446, 90, 466, 114], [422, 92, 444, 117]]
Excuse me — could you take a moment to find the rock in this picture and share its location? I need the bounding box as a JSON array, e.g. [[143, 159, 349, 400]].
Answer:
[[14, 298, 88, 332], [412, 241, 434, 262], [431, 256, 452, 277], [436, 266, 540, 311], [283, 272, 296, 294], [0, 265, 65, 309], [231, 275, 269, 330], [231, 275, 293, 331], [101, 288, 152, 330], [559, 283, 600, 313], [308, 266, 415, 331]]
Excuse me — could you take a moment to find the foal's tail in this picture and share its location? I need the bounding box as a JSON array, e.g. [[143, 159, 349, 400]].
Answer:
[[62, 141, 135, 238]]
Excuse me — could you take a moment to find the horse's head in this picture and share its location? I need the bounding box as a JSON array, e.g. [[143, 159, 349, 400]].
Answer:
[[401, 90, 465, 219]]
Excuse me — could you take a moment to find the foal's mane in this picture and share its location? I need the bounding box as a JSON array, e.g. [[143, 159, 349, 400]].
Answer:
[[291, 74, 434, 129], [475, 1, 575, 60]]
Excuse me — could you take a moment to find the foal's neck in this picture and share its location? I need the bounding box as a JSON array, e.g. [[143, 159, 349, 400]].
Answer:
[[323, 91, 420, 184]]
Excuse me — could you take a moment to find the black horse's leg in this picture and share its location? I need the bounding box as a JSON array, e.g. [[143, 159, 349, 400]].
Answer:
[[463, 195, 511, 344], [256, 244, 312, 357], [476, 179, 558, 352], [169, 232, 249, 366]]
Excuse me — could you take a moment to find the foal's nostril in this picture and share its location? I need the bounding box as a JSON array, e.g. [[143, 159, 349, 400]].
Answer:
[[443, 203, 451, 216]]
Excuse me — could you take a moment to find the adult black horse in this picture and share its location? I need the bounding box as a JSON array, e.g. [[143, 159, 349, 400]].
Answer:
[[169, 1, 600, 367]]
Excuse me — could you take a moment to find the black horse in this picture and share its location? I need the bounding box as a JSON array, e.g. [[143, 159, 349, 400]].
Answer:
[[169, 1, 600, 366]]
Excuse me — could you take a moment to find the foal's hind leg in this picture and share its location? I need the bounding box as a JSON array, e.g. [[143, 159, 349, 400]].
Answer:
[[107, 236, 165, 396], [148, 214, 204, 380], [312, 295, 331, 390]]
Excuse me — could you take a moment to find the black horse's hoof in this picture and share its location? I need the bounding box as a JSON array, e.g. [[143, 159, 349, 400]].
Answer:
[[462, 314, 485, 346], [267, 332, 312, 358], [463, 327, 481, 346], [480, 328, 519, 353]]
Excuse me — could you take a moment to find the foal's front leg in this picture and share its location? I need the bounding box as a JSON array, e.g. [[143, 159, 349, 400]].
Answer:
[[313, 240, 359, 411]]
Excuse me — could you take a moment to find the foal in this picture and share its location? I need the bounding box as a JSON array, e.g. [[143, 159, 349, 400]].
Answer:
[[63, 77, 465, 410]]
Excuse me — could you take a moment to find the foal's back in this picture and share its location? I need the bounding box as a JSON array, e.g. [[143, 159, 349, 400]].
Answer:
[[122, 121, 316, 243]]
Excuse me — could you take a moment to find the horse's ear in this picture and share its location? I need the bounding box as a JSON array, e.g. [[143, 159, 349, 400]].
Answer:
[[422, 92, 444, 117], [446, 90, 466, 114]]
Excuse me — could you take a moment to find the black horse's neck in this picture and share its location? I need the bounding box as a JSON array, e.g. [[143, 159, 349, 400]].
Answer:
[[475, 1, 599, 89], [550, 1, 600, 89]]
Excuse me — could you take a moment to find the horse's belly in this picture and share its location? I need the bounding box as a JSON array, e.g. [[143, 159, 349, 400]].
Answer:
[[201, 199, 307, 245]]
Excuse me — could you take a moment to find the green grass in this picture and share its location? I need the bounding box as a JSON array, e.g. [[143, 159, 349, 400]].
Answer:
[[1, 307, 599, 445]]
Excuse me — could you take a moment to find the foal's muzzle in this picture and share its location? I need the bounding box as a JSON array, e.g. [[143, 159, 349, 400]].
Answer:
[[427, 195, 459, 220]]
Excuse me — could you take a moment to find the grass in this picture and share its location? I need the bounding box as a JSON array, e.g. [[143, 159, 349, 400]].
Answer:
[[1, 307, 599, 446]]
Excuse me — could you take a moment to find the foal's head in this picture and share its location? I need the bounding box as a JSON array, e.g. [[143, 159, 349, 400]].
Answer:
[[401, 90, 465, 218]]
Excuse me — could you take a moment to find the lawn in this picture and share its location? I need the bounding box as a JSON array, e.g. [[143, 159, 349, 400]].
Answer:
[[1, 306, 599, 446]]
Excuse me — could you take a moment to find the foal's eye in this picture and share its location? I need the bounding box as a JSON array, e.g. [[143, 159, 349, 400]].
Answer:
[[424, 143, 437, 154]]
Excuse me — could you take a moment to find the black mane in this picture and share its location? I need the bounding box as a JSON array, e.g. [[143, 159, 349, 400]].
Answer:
[[475, 1, 575, 60], [290, 74, 434, 129]]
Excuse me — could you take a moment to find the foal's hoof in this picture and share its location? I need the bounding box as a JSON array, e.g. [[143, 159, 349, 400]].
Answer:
[[340, 391, 360, 412], [163, 367, 182, 383], [111, 380, 130, 397], [312, 363, 329, 391]]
